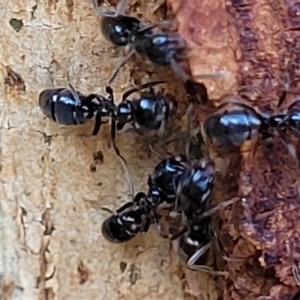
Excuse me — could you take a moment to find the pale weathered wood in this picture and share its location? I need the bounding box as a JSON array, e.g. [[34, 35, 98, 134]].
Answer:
[[0, 0, 219, 299]]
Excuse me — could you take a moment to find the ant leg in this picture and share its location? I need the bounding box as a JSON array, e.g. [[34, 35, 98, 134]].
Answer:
[[277, 90, 287, 110], [277, 131, 299, 166], [90, 0, 129, 17], [185, 103, 194, 160], [187, 242, 211, 266], [110, 118, 135, 198], [110, 118, 124, 159], [83, 93, 110, 136], [107, 49, 135, 86], [122, 80, 166, 101], [184, 243, 228, 276], [174, 178, 184, 212], [287, 241, 300, 300], [132, 192, 147, 204], [275, 59, 292, 112], [90, 0, 102, 15], [290, 128, 300, 140], [137, 20, 172, 34], [149, 141, 165, 160], [151, 207, 169, 238], [100, 206, 115, 214], [187, 264, 229, 276], [170, 225, 188, 241], [115, 0, 130, 16], [65, 71, 81, 106], [286, 241, 300, 286], [132, 123, 145, 136], [92, 112, 102, 136], [171, 59, 191, 81], [158, 119, 165, 139], [193, 197, 240, 222], [100, 201, 136, 216], [160, 126, 201, 150], [211, 225, 251, 262], [105, 85, 115, 104]]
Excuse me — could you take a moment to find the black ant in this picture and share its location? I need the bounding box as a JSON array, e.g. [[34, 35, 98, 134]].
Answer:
[[172, 196, 243, 274], [204, 92, 300, 148], [97, 0, 142, 47], [101, 178, 173, 243], [147, 155, 187, 203], [38, 73, 115, 136], [101, 154, 232, 249], [39, 73, 174, 156], [101, 192, 152, 243], [100, 153, 245, 276], [159, 157, 246, 274], [91, 0, 222, 85], [112, 80, 175, 134], [39, 75, 176, 199], [100, 155, 192, 243]]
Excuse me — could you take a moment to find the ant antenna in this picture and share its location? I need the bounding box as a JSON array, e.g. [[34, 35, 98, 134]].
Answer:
[[65, 71, 82, 107], [100, 206, 115, 215], [121, 80, 166, 102], [91, 0, 130, 17], [110, 113, 135, 198], [107, 50, 135, 86], [136, 20, 172, 34], [211, 221, 250, 262], [148, 141, 165, 160], [191, 197, 240, 225]]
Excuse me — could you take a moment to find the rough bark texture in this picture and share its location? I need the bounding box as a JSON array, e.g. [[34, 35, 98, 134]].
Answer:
[[168, 0, 300, 299], [0, 0, 217, 299]]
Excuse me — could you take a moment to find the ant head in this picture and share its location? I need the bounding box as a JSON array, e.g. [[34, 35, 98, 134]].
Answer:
[[146, 186, 161, 207], [117, 101, 133, 124]]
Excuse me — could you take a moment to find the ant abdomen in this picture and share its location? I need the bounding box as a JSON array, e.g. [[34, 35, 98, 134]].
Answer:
[[38, 87, 94, 126], [204, 102, 266, 146]]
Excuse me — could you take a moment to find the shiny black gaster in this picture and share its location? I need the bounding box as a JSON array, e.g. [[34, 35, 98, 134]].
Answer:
[[204, 101, 269, 146], [38, 86, 114, 136], [39, 88, 95, 125]]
